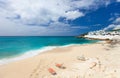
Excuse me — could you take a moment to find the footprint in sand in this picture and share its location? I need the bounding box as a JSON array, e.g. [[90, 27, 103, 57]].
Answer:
[[29, 59, 50, 78], [29, 60, 41, 78]]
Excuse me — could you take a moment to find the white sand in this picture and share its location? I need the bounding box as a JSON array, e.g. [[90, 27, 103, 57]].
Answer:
[[0, 41, 120, 78]]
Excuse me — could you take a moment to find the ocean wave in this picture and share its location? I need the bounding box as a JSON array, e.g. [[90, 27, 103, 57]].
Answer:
[[0, 44, 77, 65]]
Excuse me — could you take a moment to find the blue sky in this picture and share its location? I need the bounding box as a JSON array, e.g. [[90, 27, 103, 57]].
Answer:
[[0, 0, 120, 36]]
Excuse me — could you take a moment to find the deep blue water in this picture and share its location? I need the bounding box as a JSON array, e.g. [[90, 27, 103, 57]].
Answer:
[[0, 36, 98, 59]]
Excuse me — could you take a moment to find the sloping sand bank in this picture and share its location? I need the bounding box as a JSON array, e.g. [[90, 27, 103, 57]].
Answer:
[[0, 41, 120, 78]]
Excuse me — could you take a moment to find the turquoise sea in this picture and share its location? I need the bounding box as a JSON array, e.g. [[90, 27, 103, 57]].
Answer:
[[0, 36, 98, 64]]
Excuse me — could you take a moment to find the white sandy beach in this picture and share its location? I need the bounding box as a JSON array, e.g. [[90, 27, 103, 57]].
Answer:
[[0, 40, 120, 78]]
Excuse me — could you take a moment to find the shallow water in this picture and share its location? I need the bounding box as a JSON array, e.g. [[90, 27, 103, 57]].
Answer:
[[0, 36, 98, 59]]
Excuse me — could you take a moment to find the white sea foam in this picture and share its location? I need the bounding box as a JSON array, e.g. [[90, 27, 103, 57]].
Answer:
[[0, 44, 77, 65], [0, 46, 57, 65], [59, 44, 79, 48]]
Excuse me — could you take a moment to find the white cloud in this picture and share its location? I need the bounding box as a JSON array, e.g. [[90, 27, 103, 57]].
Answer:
[[0, 14, 87, 36], [113, 17, 120, 30], [0, 0, 112, 26], [0, 0, 114, 36], [65, 10, 84, 20], [117, 0, 120, 2], [104, 24, 116, 30], [114, 25, 120, 30], [109, 17, 115, 21], [104, 17, 120, 30], [113, 17, 120, 24], [104, 24, 120, 30]]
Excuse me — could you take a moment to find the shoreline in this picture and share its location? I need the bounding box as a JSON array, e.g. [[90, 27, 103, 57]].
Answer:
[[0, 42, 98, 65], [0, 40, 120, 78]]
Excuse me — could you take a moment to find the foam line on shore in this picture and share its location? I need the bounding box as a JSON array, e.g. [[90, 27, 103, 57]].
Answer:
[[0, 46, 57, 65], [0, 44, 78, 65]]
